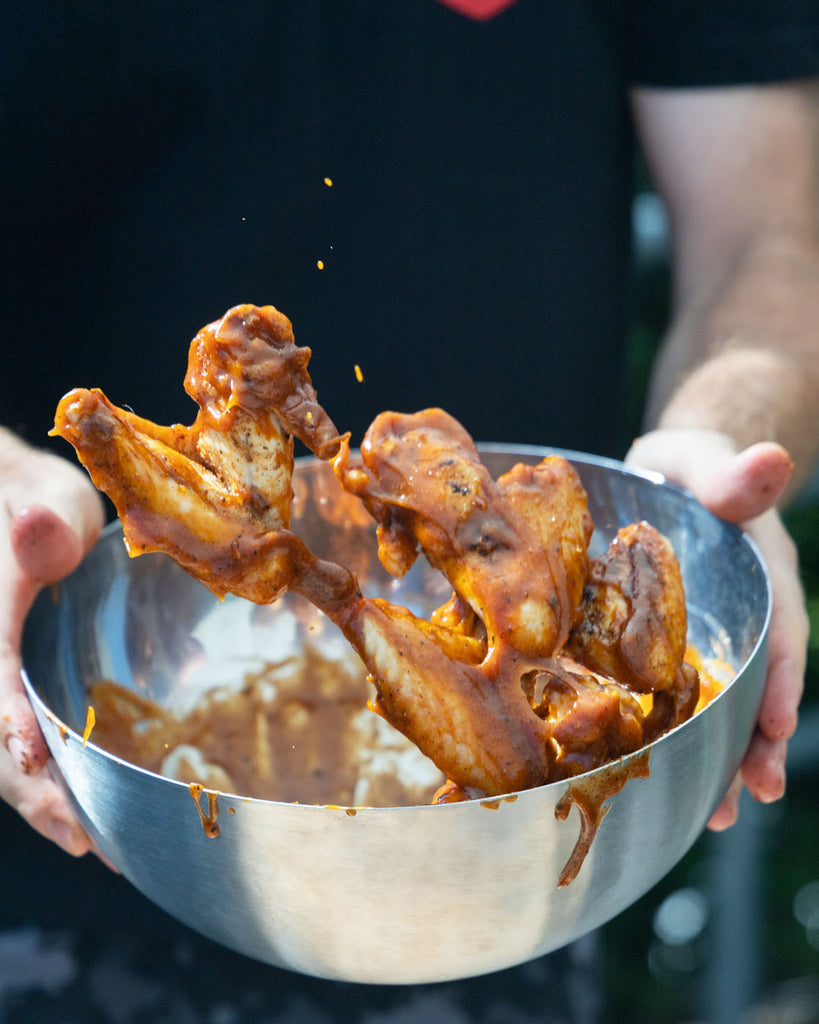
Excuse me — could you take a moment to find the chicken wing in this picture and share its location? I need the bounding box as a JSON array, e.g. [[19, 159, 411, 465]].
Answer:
[[332, 409, 593, 657], [53, 303, 698, 800], [566, 521, 699, 736], [53, 304, 352, 605]]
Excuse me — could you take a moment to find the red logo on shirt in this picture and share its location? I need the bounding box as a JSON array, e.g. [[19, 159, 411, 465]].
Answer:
[[436, 0, 517, 20]]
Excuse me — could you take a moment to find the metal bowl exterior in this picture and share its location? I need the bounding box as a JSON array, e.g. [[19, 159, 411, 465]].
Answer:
[[21, 447, 770, 984]]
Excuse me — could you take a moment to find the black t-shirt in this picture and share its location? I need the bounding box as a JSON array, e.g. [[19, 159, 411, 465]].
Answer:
[[4, 0, 816, 462], [2, 2, 819, 1022], [1, 0, 625, 456]]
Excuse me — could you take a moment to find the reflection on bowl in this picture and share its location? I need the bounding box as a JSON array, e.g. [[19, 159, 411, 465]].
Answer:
[[21, 446, 770, 984]]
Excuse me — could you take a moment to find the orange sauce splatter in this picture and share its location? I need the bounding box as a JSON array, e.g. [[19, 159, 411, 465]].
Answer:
[[686, 644, 731, 712], [189, 783, 220, 838], [354, 364, 364, 383], [323, 177, 333, 187], [82, 706, 96, 747]]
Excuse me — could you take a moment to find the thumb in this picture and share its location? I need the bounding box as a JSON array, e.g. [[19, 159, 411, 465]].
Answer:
[[627, 429, 793, 523], [8, 446, 105, 590], [11, 504, 88, 584], [696, 442, 793, 523]]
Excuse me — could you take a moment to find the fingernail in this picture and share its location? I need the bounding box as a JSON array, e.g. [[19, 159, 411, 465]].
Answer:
[[759, 773, 786, 804]]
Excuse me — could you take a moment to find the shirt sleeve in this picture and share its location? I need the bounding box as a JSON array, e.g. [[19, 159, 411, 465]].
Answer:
[[628, 0, 819, 87]]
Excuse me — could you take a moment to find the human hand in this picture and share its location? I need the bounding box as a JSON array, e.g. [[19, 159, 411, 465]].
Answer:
[[626, 427, 807, 830], [0, 428, 105, 854]]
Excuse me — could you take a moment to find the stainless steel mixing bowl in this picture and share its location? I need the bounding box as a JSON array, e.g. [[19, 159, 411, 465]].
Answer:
[[20, 446, 770, 984]]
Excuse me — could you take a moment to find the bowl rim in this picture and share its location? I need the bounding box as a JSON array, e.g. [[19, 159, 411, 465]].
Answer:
[[21, 444, 772, 814]]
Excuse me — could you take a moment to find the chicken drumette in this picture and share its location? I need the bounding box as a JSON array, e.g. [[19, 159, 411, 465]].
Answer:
[[53, 303, 698, 799], [53, 304, 356, 609]]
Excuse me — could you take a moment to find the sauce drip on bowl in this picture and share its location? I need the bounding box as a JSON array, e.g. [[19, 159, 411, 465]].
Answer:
[[190, 783, 220, 838], [555, 748, 652, 887]]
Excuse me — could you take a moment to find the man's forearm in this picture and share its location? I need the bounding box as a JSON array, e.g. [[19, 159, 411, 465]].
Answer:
[[643, 230, 819, 493]]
